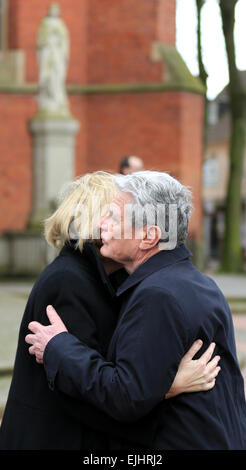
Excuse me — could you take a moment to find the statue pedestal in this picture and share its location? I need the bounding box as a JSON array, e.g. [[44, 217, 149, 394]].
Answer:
[[29, 117, 80, 225], [0, 117, 80, 277]]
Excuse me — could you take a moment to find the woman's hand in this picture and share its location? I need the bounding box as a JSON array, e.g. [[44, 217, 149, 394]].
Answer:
[[165, 340, 221, 399]]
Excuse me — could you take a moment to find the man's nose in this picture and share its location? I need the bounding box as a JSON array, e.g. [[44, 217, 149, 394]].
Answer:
[[99, 215, 108, 230]]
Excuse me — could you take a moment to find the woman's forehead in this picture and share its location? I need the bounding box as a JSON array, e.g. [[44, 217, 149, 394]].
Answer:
[[111, 191, 133, 208]]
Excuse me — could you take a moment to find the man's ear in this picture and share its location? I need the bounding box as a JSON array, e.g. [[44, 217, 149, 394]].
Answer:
[[139, 226, 162, 250]]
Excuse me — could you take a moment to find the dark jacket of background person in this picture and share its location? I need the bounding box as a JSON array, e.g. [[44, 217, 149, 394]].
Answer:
[[0, 243, 157, 450], [43, 245, 246, 450]]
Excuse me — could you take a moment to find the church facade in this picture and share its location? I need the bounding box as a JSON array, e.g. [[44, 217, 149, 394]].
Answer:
[[0, 0, 204, 274]]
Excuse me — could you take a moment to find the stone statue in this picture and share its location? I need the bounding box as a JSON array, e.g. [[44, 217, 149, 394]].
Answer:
[[37, 3, 70, 116]]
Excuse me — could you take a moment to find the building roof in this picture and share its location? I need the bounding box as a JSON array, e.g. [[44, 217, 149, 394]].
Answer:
[[207, 110, 230, 144], [207, 70, 246, 145], [216, 70, 246, 104]]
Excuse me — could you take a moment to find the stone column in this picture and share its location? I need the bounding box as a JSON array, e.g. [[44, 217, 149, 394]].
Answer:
[[29, 117, 80, 226], [28, 4, 81, 226]]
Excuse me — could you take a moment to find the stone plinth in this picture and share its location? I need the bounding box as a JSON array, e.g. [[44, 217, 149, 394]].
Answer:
[[0, 231, 56, 277], [29, 117, 80, 225]]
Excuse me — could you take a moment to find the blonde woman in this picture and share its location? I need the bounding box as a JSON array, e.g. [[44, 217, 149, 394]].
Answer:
[[0, 171, 220, 450]]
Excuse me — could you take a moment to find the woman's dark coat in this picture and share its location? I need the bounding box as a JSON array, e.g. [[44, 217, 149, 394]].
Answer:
[[0, 243, 155, 450]]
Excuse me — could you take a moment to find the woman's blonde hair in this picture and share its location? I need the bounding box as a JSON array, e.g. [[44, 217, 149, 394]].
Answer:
[[44, 171, 117, 252]]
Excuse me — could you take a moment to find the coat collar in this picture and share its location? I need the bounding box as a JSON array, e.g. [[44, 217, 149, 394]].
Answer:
[[116, 244, 192, 297], [59, 241, 127, 298], [82, 242, 129, 295]]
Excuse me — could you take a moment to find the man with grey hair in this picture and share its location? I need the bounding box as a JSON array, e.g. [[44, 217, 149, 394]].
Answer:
[[26, 171, 246, 449]]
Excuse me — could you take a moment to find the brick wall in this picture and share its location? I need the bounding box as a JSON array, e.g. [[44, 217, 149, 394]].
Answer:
[[8, 0, 87, 84], [0, 92, 88, 233], [157, 0, 176, 44], [7, 0, 176, 85], [85, 91, 181, 173], [178, 93, 204, 241], [83, 90, 203, 240], [0, 0, 203, 243], [0, 94, 35, 232], [87, 0, 176, 83]]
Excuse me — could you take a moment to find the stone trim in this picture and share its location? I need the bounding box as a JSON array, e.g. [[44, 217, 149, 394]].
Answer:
[[0, 80, 206, 96], [0, 0, 8, 52], [151, 43, 205, 95], [0, 50, 25, 84]]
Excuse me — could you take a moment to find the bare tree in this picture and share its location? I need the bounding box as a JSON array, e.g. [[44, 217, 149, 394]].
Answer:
[[196, 0, 208, 149], [219, 0, 245, 272]]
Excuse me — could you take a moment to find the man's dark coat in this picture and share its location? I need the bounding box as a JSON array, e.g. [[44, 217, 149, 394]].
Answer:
[[0, 243, 155, 450], [43, 245, 246, 450]]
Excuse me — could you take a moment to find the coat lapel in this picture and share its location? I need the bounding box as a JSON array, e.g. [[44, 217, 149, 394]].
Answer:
[[116, 244, 192, 297]]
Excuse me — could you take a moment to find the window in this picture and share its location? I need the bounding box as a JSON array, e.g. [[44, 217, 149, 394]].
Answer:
[[0, 0, 8, 52], [203, 155, 220, 188]]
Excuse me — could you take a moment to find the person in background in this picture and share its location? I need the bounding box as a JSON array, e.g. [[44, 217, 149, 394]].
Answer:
[[119, 155, 144, 175]]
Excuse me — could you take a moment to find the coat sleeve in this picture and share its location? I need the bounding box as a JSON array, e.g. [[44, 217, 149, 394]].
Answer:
[[44, 286, 189, 422], [32, 270, 100, 351], [33, 270, 157, 444], [53, 389, 158, 447]]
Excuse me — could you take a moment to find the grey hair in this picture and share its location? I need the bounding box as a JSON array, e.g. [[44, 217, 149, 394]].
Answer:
[[114, 171, 193, 247]]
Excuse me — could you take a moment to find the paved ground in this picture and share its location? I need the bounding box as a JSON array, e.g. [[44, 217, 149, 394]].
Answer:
[[208, 273, 246, 382], [0, 273, 246, 418], [206, 272, 246, 299]]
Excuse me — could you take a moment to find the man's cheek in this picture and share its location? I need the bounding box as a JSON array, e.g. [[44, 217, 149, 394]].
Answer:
[[112, 226, 123, 240], [102, 233, 112, 243]]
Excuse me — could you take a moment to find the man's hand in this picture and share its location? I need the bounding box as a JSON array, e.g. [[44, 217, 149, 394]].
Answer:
[[165, 340, 221, 399], [25, 305, 68, 364]]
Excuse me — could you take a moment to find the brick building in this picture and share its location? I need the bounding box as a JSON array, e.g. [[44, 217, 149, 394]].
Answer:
[[0, 0, 204, 274]]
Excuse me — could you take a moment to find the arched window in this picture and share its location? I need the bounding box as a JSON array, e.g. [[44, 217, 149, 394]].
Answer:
[[0, 0, 8, 52]]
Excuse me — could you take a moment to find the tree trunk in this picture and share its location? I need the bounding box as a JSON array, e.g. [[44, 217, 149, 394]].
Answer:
[[196, 0, 208, 150], [222, 117, 245, 271], [219, 0, 245, 272]]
